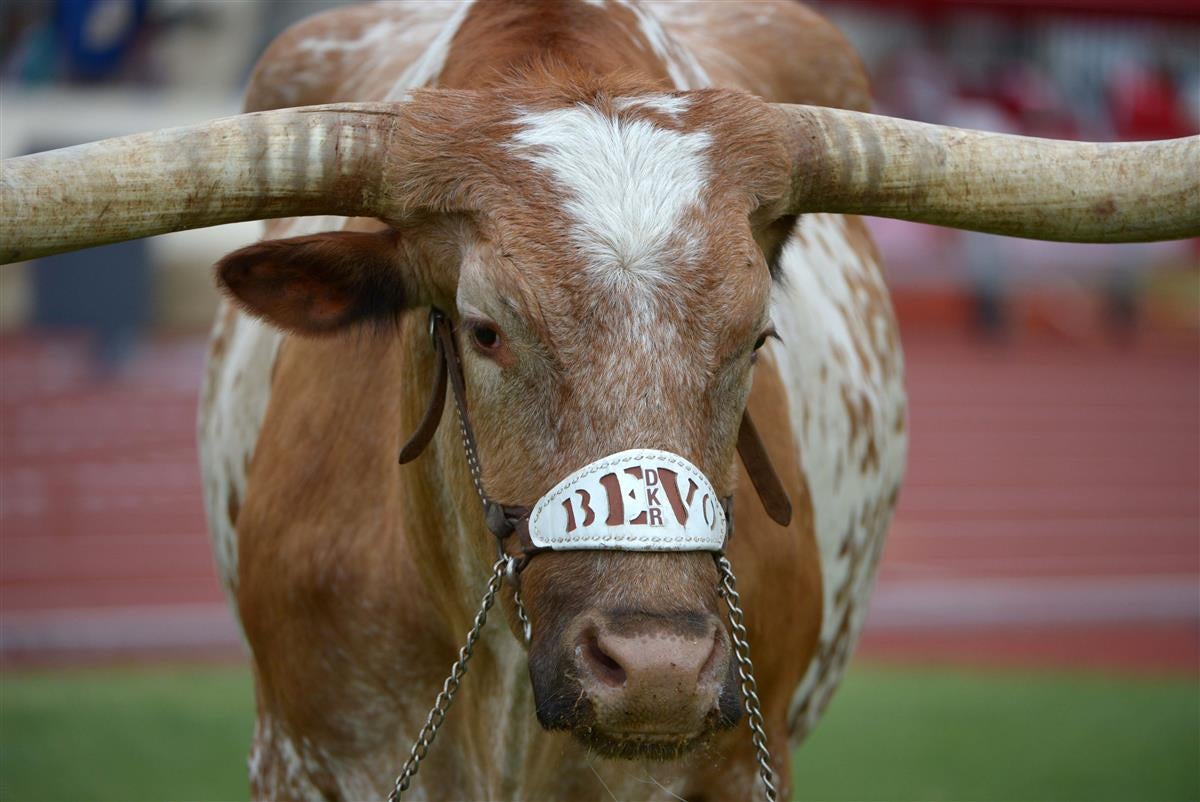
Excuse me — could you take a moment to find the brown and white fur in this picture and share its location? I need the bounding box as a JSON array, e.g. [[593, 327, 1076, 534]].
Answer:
[[199, 2, 905, 799]]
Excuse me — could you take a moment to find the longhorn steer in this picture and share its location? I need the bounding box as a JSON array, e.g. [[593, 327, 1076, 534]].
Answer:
[[1, 2, 1196, 800]]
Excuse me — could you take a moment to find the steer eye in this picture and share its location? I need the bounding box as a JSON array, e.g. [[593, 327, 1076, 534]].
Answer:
[[751, 326, 779, 363], [469, 320, 503, 353]]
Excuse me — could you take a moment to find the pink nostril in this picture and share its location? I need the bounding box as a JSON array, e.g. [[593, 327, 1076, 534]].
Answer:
[[579, 623, 723, 694], [698, 630, 724, 683], [580, 630, 627, 688], [572, 617, 729, 735]]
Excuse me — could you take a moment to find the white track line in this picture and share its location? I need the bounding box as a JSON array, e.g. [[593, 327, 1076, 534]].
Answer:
[[866, 576, 1200, 630], [1, 604, 242, 654]]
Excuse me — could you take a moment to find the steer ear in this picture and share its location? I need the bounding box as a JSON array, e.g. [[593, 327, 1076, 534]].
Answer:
[[216, 230, 411, 334]]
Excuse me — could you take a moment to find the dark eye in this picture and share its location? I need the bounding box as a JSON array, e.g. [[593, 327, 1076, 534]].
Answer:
[[470, 321, 502, 351], [751, 326, 778, 362], [753, 333, 769, 351]]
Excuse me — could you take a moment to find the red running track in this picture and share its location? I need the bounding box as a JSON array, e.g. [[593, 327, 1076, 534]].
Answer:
[[1, 330, 1196, 672]]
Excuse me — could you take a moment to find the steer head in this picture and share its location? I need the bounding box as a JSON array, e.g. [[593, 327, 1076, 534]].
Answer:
[[1, 83, 1196, 759], [214, 86, 793, 756]]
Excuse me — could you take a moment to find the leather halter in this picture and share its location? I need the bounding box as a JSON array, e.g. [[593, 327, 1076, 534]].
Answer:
[[399, 309, 792, 573]]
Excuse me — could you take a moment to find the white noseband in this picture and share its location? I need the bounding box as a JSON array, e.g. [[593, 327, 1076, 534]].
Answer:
[[528, 449, 727, 552]]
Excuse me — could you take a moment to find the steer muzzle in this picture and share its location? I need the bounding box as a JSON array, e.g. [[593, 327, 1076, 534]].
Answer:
[[527, 566, 741, 760]]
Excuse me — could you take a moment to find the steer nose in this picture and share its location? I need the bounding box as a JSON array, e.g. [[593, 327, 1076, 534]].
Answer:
[[575, 614, 729, 734]]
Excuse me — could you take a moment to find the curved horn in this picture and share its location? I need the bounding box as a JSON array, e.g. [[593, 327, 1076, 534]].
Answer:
[[777, 104, 1200, 243], [0, 103, 401, 263]]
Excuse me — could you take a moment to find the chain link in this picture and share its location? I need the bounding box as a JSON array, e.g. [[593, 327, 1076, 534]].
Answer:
[[388, 558, 506, 802], [717, 555, 778, 802], [513, 587, 532, 645], [454, 402, 487, 509]]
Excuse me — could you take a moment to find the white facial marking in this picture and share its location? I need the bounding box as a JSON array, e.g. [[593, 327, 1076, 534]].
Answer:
[[508, 104, 711, 287], [612, 93, 690, 120]]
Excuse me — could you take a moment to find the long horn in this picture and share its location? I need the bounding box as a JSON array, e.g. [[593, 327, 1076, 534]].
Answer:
[[777, 104, 1200, 243], [0, 103, 401, 263]]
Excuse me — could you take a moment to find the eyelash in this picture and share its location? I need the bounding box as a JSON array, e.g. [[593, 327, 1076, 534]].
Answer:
[[751, 327, 779, 362]]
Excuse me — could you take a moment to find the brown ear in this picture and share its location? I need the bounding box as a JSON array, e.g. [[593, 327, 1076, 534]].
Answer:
[[216, 230, 410, 334]]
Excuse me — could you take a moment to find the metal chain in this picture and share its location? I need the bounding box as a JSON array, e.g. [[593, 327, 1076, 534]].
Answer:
[[453, 394, 487, 509], [444, 319, 531, 647], [717, 555, 778, 802], [388, 558, 506, 802], [386, 556, 772, 800], [513, 586, 532, 645]]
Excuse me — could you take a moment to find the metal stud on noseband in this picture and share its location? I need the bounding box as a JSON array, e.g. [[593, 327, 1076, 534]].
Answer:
[[389, 309, 784, 802]]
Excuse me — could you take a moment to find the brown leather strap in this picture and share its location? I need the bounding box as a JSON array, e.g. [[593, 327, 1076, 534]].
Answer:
[[397, 312, 482, 475], [420, 311, 529, 538], [508, 516, 551, 571], [736, 413, 793, 527], [434, 312, 485, 477], [398, 324, 448, 464], [398, 309, 793, 552]]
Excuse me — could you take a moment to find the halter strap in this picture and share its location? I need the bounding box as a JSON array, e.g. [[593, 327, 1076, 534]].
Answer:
[[735, 411, 793, 526], [399, 309, 792, 571]]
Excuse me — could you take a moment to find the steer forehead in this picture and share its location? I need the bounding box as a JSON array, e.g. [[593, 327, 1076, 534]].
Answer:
[[461, 93, 777, 467], [495, 96, 773, 335]]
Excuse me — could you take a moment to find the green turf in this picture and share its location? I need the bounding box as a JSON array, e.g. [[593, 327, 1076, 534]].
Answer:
[[0, 665, 255, 802], [792, 665, 1200, 802], [1, 663, 1196, 801]]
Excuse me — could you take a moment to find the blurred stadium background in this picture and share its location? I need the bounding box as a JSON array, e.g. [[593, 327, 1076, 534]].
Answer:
[[0, 0, 1197, 800]]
